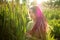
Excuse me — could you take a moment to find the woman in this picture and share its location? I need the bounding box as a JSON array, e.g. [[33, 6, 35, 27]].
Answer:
[[26, 6, 48, 40]]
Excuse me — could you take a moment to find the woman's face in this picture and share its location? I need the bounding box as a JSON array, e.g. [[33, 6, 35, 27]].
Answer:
[[29, 9, 36, 21]]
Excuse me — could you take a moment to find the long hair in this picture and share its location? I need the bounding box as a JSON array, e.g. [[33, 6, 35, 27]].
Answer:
[[29, 6, 47, 40]]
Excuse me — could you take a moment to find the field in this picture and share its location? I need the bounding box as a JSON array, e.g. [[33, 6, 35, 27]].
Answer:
[[43, 7, 60, 40], [0, 0, 60, 40]]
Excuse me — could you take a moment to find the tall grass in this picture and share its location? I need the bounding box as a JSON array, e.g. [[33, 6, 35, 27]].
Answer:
[[43, 7, 60, 40], [0, 1, 28, 40]]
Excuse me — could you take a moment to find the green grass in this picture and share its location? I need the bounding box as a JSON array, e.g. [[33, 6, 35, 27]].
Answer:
[[0, 2, 28, 40], [43, 7, 60, 40]]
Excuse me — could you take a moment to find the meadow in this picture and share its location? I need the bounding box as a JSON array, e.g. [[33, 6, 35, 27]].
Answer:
[[43, 7, 60, 40], [0, 0, 60, 40]]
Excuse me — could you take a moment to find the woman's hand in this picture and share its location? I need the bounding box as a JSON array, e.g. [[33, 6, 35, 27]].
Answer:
[[26, 33, 41, 40], [26, 33, 32, 38]]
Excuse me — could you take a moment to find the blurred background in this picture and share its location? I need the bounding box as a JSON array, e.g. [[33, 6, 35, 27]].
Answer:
[[0, 0, 60, 40]]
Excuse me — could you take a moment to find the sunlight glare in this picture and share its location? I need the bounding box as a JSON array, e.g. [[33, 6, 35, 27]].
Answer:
[[37, 0, 48, 4], [30, 0, 48, 4]]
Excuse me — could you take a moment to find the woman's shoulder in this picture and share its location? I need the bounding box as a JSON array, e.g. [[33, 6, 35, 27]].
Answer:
[[27, 21, 34, 32]]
